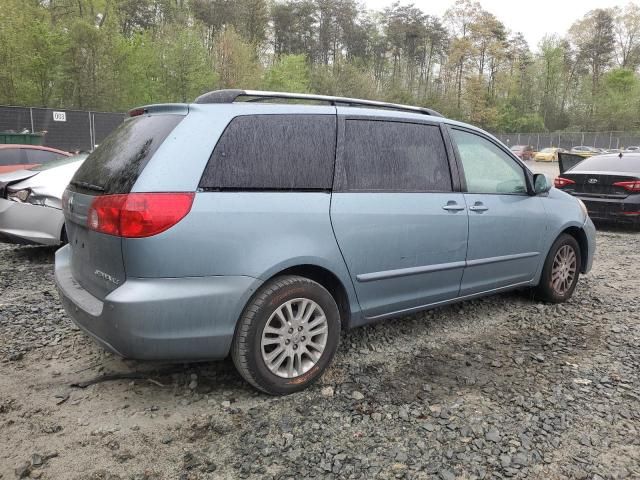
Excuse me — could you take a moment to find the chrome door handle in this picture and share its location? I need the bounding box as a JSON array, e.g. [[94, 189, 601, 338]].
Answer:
[[442, 202, 466, 212], [469, 204, 489, 212]]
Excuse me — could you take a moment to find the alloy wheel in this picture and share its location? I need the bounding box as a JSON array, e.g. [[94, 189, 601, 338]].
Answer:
[[260, 298, 328, 379], [551, 245, 577, 295]]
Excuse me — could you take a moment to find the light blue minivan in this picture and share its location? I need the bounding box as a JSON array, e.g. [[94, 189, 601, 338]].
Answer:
[[55, 90, 595, 394]]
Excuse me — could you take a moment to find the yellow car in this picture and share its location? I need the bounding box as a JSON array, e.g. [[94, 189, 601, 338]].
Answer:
[[534, 147, 563, 162]]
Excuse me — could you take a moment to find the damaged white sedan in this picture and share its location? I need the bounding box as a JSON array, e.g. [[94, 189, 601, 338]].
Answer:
[[0, 155, 86, 245]]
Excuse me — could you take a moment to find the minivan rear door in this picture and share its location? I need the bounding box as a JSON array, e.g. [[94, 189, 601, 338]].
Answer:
[[330, 113, 468, 320], [63, 110, 185, 300]]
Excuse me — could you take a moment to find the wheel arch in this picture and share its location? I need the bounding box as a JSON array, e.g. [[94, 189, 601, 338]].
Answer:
[[560, 225, 589, 273], [262, 264, 356, 330]]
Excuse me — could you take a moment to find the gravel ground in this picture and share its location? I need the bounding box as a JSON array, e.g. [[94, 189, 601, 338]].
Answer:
[[1, 224, 639, 480]]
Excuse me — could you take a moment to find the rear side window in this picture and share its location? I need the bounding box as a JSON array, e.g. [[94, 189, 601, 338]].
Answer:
[[26, 149, 66, 165], [71, 114, 183, 194], [339, 120, 452, 192], [0, 149, 26, 166], [199, 115, 336, 190]]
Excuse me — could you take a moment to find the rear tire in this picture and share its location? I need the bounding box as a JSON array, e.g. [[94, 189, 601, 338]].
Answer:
[[231, 275, 341, 395], [535, 234, 581, 303]]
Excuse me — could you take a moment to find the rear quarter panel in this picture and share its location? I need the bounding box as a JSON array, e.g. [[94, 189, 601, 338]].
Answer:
[[121, 192, 361, 321]]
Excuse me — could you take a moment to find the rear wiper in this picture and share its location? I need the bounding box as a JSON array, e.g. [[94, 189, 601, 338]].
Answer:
[[70, 180, 105, 192]]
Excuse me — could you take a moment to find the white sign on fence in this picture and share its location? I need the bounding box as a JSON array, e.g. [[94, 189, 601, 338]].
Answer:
[[52, 111, 66, 122]]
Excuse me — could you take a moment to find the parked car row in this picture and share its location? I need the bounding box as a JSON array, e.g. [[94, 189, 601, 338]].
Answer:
[[508, 144, 639, 162], [4, 94, 636, 395]]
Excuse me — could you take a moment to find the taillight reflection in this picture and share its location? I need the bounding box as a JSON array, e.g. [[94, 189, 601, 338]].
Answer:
[[554, 177, 575, 188], [612, 180, 640, 192]]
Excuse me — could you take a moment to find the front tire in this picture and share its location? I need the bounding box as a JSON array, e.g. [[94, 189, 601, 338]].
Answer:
[[231, 275, 341, 395], [535, 234, 581, 303]]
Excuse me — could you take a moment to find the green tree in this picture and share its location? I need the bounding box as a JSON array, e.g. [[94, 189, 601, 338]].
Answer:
[[262, 54, 310, 92], [212, 28, 260, 89], [596, 68, 640, 130], [570, 9, 616, 122], [613, 3, 640, 69], [155, 25, 216, 102]]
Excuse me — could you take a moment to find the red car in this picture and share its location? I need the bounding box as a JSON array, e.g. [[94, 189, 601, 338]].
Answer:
[[0, 145, 71, 173]]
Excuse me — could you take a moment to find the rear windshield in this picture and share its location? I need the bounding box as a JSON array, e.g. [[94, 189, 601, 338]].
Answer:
[[571, 154, 640, 173], [32, 154, 87, 171], [0, 149, 25, 166], [71, 114, 183, 194]]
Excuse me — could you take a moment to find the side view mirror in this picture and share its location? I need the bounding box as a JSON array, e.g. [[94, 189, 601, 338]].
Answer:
[[533, 173, 551, 195]]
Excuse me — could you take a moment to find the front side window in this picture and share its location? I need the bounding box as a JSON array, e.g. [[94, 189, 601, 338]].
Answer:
[[341, 120, 452, 192], [452, 129, 527, 194]]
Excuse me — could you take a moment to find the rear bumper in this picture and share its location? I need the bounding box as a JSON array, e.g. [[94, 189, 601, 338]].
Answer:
[[578, 195, 640, 223], [0, 198, 64, 245], [55, 245, 262, 361]]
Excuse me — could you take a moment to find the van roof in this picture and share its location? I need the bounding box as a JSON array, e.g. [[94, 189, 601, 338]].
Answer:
[[193, 89, 444, 118]]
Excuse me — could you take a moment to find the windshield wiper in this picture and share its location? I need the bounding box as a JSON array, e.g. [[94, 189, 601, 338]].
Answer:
[[70, 180, 105, 192]]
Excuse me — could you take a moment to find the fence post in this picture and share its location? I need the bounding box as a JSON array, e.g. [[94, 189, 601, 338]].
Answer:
[[581, 132, 584, 145], [537, 133, 540, 150], [88, 112, 93, 151], [92, 113, 96, 151], [609, 131, 613, 149], [29, 108, 34, 134]]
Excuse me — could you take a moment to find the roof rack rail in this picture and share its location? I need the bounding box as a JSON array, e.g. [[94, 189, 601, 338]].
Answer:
[[193, 89, 443, 117]]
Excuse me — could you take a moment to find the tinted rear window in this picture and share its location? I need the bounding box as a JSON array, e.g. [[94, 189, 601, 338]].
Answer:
[[338, 120, 451, 192], [0, 149, 25, 166], [199, 115, 336, 190], [71, 114, 183, 194], [572, 155, 640, 173]]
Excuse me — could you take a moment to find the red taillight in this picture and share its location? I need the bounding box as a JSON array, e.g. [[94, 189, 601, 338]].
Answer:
[[128, 107, 147, 117], [612, 180, 640, 192], [554, 177, 575, 188], [87, 193, 194, 238]]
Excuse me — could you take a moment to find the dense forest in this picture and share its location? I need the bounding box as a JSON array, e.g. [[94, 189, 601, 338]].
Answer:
[[1, 0, 639, 133]]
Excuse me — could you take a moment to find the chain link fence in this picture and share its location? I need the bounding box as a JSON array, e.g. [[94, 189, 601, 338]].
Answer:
[[0, 105, 125, 152], [3, 106, 640, 155], [495, 131, 640, 151]]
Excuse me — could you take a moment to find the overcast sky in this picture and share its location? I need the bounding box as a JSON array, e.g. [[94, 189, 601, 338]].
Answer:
[[360, 0, 629, 50]]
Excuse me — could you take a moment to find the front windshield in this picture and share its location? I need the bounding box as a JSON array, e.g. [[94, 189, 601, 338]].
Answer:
[[540, 148, 554, 153]]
